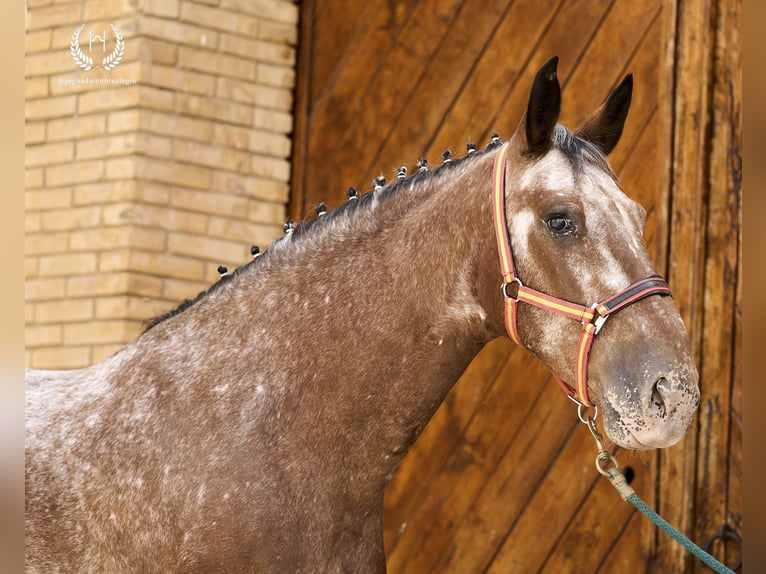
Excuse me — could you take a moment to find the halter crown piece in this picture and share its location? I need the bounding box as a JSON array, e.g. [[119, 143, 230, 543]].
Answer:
[[491, 142, 672, 407]]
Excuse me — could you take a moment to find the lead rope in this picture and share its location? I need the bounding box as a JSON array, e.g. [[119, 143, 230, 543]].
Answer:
[[577, 409, 736, 574]]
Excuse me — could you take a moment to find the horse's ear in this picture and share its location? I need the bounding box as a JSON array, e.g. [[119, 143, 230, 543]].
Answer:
[[524, 56, 561, 156], [576, 74, 633, 155]]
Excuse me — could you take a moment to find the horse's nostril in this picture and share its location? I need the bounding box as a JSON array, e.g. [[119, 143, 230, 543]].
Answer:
[[651, 377, 670, 418]]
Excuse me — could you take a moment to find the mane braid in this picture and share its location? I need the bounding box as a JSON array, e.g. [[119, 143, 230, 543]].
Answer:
[[141, 142, 497, 333]]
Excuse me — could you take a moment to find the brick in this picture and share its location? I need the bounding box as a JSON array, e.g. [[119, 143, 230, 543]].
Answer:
[[206, 216, 280, 245], [69, 226, 131, 251], [180, 3, 258, 36], [142, 157, 211, 190], [63, 320, 129, 344], [95, 295, 166, 320], [250, 155, 290, 181], [144, 39, 178, 66], [171, 188, 248, 218], [83, 0, 137, 21], [132, 227, 167, 251], [107, 109, 140, 133], [248, 129, 291, 157], [212, 122, 291, 159], [26, 232, 70, 255], [126, 273, 164, 298], [25, 277, 66, 301], [31, 346, 91, 370], [26, 257, 39, 279], [248, 199, 285, 225], [141, 0, 179, 18], [73, 180, 136, 205], [168, 232, 250, 263], [99, 249, 132, 272], [101, 203, 136, 226], [25, 77, 49, 99], [25, 303, 36, 325], [145, 64, 215, 96], [105, 157, 138, 180], [40, 206, 101, 231], [136, 132, 173, 158], [25, 30, 51, 54], [210, 171, 289, 203], [26, 213, 42, 234], [26, 168, 44, 189], [25, 122, 46, 145], [257, 62, 295, 89], [258, 20, 298, 45], [26, 141, 75, 167], [219, 34, 295, 66], [26, 95, 77, 121], [130, 250, 205, 281], [220, 0, 299, 24], [78, 86, 140, 115], [26, 3, 83, 31], [45, 160, 104, 187], [176, 93, 253, 125], [91, 343, 127, 363], [173, 140, 250, 173], [139, 86, 176, 113], [25, 50, 76, 77], [47, 114, 107, 142], [134, 182, 170, 205], [131, 204, 208, 234], [215, 77, 292, 111], [38, 253, 99, 277], [161, 277, 208, 302], [140, 111, 213, 143], [253, 107, 293, 134], [25, 188, 72, 211], [34, 299, 94, 323], [26, 325, 63, 348], [138, 16, 219, 50], [66, 272, 129, 297], [76, 133, 136, 160], [178, 46, 255, 81]]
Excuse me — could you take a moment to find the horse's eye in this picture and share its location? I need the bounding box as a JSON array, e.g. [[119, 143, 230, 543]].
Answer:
[[546, 214, 572, 234]]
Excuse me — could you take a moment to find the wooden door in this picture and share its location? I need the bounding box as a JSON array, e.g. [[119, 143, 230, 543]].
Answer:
[[290, 0, 741, 571]]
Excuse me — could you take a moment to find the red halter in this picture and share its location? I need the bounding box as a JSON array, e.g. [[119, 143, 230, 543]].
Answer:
[[491, 142, 672, 407]]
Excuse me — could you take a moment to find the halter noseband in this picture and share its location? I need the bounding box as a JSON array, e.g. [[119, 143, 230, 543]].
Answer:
[[492, 142, 672, 407]]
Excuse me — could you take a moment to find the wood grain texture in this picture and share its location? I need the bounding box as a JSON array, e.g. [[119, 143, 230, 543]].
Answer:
[[289, 0, 741, 570]]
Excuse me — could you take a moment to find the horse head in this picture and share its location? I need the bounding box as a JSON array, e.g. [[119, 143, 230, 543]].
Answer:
[[498, 58, 699, 449]]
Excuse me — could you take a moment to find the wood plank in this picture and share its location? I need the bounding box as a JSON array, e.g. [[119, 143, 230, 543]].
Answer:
[[540, 449, 645, 573], [386, 352, 556, 572], [484, 420, 605, 572], [309, 0, 374, 102], [382, 338, 515, 551], [429, 381, 581, 573], [658, 0, 712, 570], [559, 0, 661, 126], [360, 0, 516, 183], [473, 0, 616, 150], [692, 0, 741, 570]]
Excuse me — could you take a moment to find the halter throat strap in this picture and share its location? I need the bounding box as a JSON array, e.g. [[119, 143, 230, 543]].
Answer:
[[491, 142, 672, 406]]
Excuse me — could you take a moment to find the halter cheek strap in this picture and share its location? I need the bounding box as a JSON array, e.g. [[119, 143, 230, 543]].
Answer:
[[491, 142, 672, 407]]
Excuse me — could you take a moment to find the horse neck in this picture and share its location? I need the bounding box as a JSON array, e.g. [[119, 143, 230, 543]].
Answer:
[[128, 149, 504, 505]]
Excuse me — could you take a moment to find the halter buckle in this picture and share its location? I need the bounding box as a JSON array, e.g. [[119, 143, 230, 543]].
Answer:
[[590, 304, 609, 335], [501, 277, 523, 302]]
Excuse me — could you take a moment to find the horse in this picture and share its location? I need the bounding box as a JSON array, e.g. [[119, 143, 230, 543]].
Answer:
[[25, 57, 700, 572]]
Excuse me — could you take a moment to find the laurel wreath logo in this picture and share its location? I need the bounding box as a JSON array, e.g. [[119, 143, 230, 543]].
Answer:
[[70, 24, 125, 72]]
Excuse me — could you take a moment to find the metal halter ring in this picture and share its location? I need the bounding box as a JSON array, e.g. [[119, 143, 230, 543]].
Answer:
[[568, 394, 598, 423], [501, 277, 523, 302]]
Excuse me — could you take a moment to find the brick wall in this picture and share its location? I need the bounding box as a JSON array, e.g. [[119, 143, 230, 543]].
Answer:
[[25, 0, 298, 369]]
